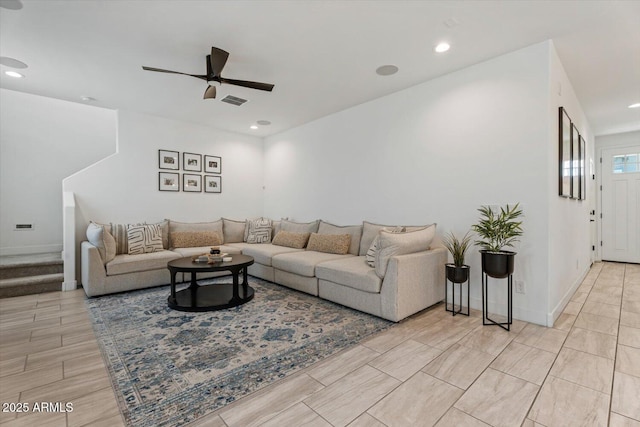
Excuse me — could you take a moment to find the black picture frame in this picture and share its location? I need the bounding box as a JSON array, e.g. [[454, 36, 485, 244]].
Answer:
[[183, 174, 202, 192], [204, 175, 222, 193], [183, 152, 202, 172], [579, 135, 586, 200], [571, 123, 580, 199], [159, 150, 179, 170], [159, 172, 179, 192], [559, 107, 572, 198], [204, 155, 222, 174]]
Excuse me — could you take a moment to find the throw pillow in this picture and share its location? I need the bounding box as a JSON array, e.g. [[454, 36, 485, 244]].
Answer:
[[110, 223, 130, 255], [374, 224, 437, 278], [127, 224, 164, 255], [246, 217, 273, 243], [170, 231, 222, 248], [280, 219, 320, 234], [272, 230, 310, 249], [86, 222, 116, 264], [317, 221, 363, 256], [146, 220, 170, 249], [306, 233, 351, 255], [365, 226, 405, 267], [169, 219, 224, 246], [222, 218, 246, 243]]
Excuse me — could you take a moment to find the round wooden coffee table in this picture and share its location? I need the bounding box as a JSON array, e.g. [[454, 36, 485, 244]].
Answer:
[[167, 254, 254, 312]]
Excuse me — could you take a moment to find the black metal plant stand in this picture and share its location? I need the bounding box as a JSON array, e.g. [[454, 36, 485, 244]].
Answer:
[[481, 272, 513, 331], [445, 268, 470, 316]]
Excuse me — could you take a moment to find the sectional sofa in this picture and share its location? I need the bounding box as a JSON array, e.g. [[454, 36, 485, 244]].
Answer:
[[81, 218, 446, 322]]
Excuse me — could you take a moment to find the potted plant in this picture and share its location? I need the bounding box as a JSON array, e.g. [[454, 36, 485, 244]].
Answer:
[[442, 230, 472, 283], [472, 203, 523, 278]]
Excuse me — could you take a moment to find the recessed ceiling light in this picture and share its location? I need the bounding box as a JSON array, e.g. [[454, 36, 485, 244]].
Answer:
[[434, 43, 450, 53], [629, 103, 640, 109], [4, 70, 24, 78], [0, 56, 28, 68], [250, 125, 258, 130], [376, 65, 399, 76], [257, 120, 271, 126]]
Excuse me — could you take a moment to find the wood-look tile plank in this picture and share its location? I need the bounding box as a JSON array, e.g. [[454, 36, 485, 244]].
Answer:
[[368, 372, 463, 427], [66, 386, 121, 427], [564, 327, 617, 359], [25, 339, 99, 370], [0, 355, 26, 377], [453, 368, 538, 427], [490, 342, 555, 385], [0, 335, 61, 361], [347, 413, 387, 427], [0, 364, 63, 402], [514, 323, 567, 353], [412, 322, 473, 351], [1, 411, 66, 427], [259, 402, 331, 427], [573, 312, 620, 336], [434, 408, 490, 426], [307, 345, 380, 386], [361, 325, 418, 353], [219, 373, 324, 427], [612, 372, 640, 421], [457, 326, 514, 356], [422, 343, 495, 390], [19, 364, 110, 404], [368, 339, 441, 381], [304, 365, 400, 427]]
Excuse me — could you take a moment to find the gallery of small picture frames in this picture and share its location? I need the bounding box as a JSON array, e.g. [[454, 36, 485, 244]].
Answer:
[[158, 149, 222, 193]]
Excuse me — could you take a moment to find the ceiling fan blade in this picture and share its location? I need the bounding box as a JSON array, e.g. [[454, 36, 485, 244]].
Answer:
[[210, 47, 229, 77], [219, 77, 274, 92], [203, 85, 216, 99], [142, 66, 208, 81]]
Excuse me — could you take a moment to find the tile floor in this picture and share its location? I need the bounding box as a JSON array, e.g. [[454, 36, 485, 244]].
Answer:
[[0, 261, 638, 426]]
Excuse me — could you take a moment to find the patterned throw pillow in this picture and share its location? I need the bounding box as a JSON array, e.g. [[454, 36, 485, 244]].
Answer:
[[365, 226, 405, 267], [246, 217, 273, 243], [271, 231, 311, 249], [110, 223, 131, 255], [306, 233, 351, 255], [127, 224, 164, 255], [170, 231, 222, 248]]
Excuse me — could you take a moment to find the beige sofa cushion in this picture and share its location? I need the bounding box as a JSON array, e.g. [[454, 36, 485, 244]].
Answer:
[[307, 233, 351, 255], [280, 219, 320, 234], [272, 251, 354, 277], [316, 256, 382, 293], [241, 243, 303, 266], [375, 224, 436, 278], [106, 250, 180, 276], [272, 231, 310, 249], [222, 218, 246, 243], [170, 231, 222, 248], [317, 221, 363, 256], [168, 219, 224, 245]]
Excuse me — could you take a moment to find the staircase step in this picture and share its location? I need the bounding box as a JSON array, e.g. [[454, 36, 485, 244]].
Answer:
[[0, 253, 63, 280], [0, 273, 64, 298]]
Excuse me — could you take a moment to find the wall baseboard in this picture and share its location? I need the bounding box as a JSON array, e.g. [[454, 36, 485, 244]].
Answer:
[[547, 265, 591, 327], [0, 244, 63, 256], [62, 280, 77, 291]]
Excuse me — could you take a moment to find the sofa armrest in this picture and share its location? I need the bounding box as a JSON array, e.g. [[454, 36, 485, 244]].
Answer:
[[81, 241, 107, 297], [380, 247, 446, 321]]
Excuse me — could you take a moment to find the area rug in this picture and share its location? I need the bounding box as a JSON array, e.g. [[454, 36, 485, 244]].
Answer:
[[86, 277, 391, 427]]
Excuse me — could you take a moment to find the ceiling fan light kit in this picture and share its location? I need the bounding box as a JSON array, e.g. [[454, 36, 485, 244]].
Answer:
[[142, 47, 274, 100]]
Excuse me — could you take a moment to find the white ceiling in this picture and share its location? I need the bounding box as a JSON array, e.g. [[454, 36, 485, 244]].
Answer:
[[1, 0, 639, 137]]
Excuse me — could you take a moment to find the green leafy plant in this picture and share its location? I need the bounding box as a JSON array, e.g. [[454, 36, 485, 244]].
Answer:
[[442, 230, 473, 267], [472, 203, 523, 252]]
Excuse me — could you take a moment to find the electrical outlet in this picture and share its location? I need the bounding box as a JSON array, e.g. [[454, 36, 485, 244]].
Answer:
[[515, 280, 525, 294]]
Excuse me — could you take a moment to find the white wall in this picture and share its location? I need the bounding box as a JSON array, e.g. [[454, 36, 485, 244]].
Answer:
[[63, 109, 264, 283], [0, 89, 116, 255], [595, 130, 640, 150], [264, 42, 557, 325], [546, 43, 595, 325]]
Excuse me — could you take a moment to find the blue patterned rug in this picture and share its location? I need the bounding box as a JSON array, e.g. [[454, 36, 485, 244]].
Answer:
[[86, 277, 391, 427]]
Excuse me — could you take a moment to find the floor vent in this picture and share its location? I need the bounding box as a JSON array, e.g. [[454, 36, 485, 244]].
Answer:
[[221, 95, 248, 106]]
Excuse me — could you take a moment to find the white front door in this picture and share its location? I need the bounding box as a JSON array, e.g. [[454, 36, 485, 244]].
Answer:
[[601, 146, 640, 263]]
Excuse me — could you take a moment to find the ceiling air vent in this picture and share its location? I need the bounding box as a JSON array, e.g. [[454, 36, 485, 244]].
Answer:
[[221, 95, 248, 106]]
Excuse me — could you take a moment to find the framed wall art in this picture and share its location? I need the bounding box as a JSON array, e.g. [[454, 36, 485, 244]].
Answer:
[[579, 135, 586, 200], [204, 155, 222, 174], [571, 123, 580, 199], [183, 174, 202, 192], [558, 107, 572, 198], [159, 150, 179, 170], [159, 172, 179, 192], [204, 175, 221, 193], [183, 152, 202, 172]]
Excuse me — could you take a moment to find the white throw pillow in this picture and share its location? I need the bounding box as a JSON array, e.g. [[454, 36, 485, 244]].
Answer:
[[127, 224, 164, 255], [374, 224, 436, 278], [246, 217, 273, 243], [86, 222, 116, 264]]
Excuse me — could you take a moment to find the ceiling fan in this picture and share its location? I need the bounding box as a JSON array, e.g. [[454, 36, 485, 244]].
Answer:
[[142, 47, 274, 99]]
